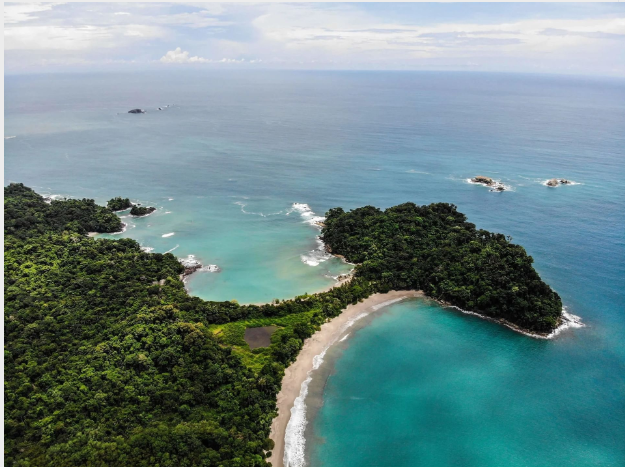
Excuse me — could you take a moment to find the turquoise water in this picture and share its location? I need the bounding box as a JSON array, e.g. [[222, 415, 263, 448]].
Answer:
[[5, 71, 625, 465]]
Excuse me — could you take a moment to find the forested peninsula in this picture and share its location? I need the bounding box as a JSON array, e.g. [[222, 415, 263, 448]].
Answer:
[[4, 184, 562, 466]]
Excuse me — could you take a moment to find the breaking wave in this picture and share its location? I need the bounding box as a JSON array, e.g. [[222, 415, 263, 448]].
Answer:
[[283, 299, 408, 467], [443, 303, 584, 340], [289, 203, 332, 267]]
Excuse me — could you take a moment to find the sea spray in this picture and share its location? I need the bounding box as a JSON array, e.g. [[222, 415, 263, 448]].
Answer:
[[289, 203, 333, 267], [442, 303, 583, 340], [283, 299, 407, 467]]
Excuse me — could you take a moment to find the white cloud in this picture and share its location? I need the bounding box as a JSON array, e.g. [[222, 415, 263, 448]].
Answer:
[[4, 3, 63, 24], [252, 4, 625, 59], [159, 47, 253, 64], [160, 47, 210, 63], [3, 3, 624, 75], [5, 24, 167, 51]]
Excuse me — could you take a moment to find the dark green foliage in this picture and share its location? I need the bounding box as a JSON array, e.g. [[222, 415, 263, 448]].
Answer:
[[322, 202, 562, 332], [4, 183, 123, 238], [130, 205, 156, 216], [5, 185, 560, 466], [107, 197, 132, 211], [4, 184, 375, 467]]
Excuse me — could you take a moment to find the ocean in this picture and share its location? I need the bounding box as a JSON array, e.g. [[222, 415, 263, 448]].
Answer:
[[5, 70, 625, 466]]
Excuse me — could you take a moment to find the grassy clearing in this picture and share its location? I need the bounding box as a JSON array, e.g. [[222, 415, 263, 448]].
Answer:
[[210, 310, 321, 372]]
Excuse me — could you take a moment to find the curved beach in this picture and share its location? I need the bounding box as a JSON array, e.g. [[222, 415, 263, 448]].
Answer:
[[267, 290, 424, 467]]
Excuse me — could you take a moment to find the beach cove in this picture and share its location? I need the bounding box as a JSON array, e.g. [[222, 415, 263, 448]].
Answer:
[[5, 71, 625, 466], [267, 290, 425, 467]]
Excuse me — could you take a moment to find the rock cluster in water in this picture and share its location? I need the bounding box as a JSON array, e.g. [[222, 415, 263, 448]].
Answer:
[[128, 109, 145, 114], [471, 175, 506, 192], [179, 256, 221, 277], [546, 178, 571, 187]]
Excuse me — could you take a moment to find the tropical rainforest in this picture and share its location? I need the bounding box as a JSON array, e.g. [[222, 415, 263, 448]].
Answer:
[[4, 184, 561, 466]]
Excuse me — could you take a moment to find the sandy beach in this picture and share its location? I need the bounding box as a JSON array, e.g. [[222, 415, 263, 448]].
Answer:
[[267, 289, 424, 467]]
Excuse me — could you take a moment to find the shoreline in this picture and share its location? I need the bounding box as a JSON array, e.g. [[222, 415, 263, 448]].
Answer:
[[267, 290, 424, 467], [267, 290, 583, 467]]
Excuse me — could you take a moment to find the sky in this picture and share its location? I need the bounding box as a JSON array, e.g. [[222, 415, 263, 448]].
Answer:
[[4, 2, 625, 76]]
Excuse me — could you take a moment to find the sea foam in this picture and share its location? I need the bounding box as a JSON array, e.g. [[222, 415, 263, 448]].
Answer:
[[444, 303, 584, 340], [289, 203, 332, 267], [234, 200, 284, 217], [283, 303, 405, 467]]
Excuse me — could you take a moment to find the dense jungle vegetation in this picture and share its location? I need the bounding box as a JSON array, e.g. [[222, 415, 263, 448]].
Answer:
[[4, 184, 374, 467], [130, 205, 156, 216], [321, 203, 562, 331], [4, 184, 561, 466], [107, 197, 132, 211]]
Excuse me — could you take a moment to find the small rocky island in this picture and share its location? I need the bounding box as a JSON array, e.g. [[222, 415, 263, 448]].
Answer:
[[107, 197, 132, 211], [470, 175, 506, 192], [546, 178, 572, 187], [130, 205, 156, 216], [128, 109, 145, 114]]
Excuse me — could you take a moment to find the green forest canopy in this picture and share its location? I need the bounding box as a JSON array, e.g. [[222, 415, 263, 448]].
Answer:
[[4, 184, 562, 466]]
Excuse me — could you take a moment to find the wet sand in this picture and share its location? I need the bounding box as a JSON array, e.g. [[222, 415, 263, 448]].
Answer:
[[267, 290, 423, 467]]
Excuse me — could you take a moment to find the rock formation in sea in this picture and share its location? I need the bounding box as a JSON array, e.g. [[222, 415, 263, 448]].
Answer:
[[546, 178, 572, 187], [471, 175, 507, 191], [128, 109, 145, 114], [471, 175, 495, 185], [130, 205, 156, 216]]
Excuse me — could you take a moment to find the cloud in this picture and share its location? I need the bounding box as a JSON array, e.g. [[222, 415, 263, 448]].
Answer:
[[252, 4, 625, 57], [5, 24, 168, 51], [4, 3, 63, 24], [159, 47, 252, 64], [160, 47, 210, 63], [4, 3, 625, 75]]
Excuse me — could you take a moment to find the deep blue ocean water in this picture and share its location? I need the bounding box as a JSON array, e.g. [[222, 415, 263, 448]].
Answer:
[[5, 71, 625, 466]]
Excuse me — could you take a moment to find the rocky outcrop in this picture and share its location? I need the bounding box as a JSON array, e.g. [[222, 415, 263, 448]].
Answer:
[[179, 256, 202, 276], [471, 175, 495, 186], [128, 109, 145, 114], [471, 175, 507, 192], [178, 255, 221, 279], [547, 178, 572, 187]]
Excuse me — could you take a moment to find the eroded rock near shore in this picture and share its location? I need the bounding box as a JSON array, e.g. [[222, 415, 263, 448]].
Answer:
[[179, 255, 221, 277], [546, 178, 559, 187]]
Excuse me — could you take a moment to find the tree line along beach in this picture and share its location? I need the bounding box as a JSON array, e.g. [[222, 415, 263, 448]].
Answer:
[[4, 183, 580, 467]]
